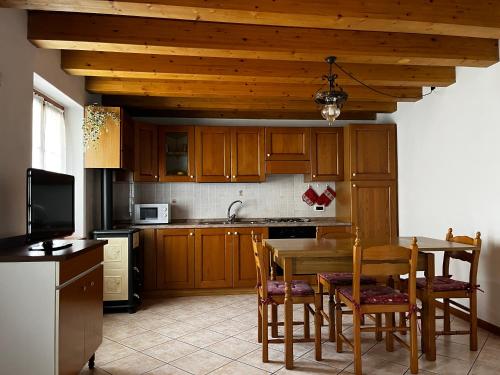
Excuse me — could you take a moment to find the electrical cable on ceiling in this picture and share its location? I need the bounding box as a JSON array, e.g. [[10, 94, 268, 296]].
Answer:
[[333, 61, 436, 99]]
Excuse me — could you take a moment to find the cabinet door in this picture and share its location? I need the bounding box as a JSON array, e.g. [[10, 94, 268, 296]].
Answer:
[[84, 265, 103, 361], [59, 277, 85, 375], [134, 122, 158, 182], [351, 180, 398, 239], [157, 229, 195, 289], [310, 127, 344, 181], [195, 126, 231, 182], [231, 127, 265, 182], [265, 127, 310, 161], [158, 126, 196, 182], [195, 228, 232, 288], [141, 229, 157, 291], [233, 227, 267, 288], [349, 124, 396, 180]]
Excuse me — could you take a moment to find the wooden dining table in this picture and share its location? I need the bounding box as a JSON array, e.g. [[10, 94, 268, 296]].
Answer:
[[263, 236, 478, 369]]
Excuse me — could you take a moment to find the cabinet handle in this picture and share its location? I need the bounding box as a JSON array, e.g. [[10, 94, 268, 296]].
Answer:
[[234, 231, 238, 235], [154, 175, 158, 178], [82, 285, 87, 292], [352, 184, 357, 188], [267, 153, 271, 157], [352, 173, 356, 177], [232, 175, 236, 178], [189, 232, 194, 236], [90, 281, 95, 287], [226, 175, 230, 179], [312, 174, 316, 178], [227, 231, 231, 235], [190, 175, 194, 179]]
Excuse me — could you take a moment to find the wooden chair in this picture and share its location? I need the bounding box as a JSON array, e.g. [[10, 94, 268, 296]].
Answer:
[[252, 233, 322, 362], [316, 227, 379, 342], [335, 237, 419, 375], [401, 228, 482, 351]]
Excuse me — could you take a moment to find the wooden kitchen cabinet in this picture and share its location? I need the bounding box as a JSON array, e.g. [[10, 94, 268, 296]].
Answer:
[[141, 228, 157, 291], [310, 127, 344, 181], [231, 127, 265, 182], [134, 122, 159, 182], [156, 229, 195, 289], [336, 180, 398, 239], [195, 228, 232, 288], [84, 106, 134, 170], [346, 124, 397, 180], [83, 266, 104, 362], [158, 126, 196, 182], [265, 127, 310, 160], [195, 126, 231, 182], [232, 227, 268, 288]]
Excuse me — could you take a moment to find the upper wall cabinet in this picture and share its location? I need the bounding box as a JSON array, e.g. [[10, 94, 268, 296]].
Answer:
[[195, 126, 231, 182], [231, 127, 265, 182], [158, 126, 196, 182], [84, 106, 134, 170], [346, 124, 397, 180], [310, 127, 344, 181], [134, 122, 158, 182], [265, 127, 311, 161], [196, 126, 265, 183]]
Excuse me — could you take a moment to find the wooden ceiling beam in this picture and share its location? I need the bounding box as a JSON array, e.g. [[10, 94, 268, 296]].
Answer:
[[101, 96, 397, 113], [28, 12, 499, 67], [87, 78, 422, 102], [62, 51, 456, 87], [126, 108, 377, 121], [5, 0, 500, 38]]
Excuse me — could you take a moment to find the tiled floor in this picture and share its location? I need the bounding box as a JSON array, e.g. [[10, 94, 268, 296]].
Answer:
[[80, 294, 499, 375]]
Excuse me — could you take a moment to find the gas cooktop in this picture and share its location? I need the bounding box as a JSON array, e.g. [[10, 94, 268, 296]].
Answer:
[[264, 218, 312, 223]]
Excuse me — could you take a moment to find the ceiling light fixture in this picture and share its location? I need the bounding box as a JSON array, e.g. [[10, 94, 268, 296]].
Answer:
[[314, 56, 348, 125]]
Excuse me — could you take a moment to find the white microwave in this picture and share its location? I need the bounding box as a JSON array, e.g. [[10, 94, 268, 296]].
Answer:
[[134, 204, 171, 224]]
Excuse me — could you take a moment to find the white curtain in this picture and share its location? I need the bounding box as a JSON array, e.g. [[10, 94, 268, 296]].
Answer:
[[32, 93, 66, 173]]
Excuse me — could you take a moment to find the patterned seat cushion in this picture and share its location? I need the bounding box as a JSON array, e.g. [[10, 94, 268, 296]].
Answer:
[[318, 272, 377, 286], [267, 280, 315, 297], [416, 276, 470, 292], [338, 285, 409, 305]]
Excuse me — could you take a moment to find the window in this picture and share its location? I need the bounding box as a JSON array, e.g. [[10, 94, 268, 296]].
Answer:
[[32, 91, 66, 173]]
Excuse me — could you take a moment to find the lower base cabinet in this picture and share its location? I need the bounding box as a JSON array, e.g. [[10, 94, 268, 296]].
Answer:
[[147, 227, 268, 290]]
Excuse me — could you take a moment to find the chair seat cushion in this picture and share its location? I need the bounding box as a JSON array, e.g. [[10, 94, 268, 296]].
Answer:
[[267, 280, 315, 297], [338, 285, 409, 305], [318, 272, 377, 286], [416, 276, 470, 292]]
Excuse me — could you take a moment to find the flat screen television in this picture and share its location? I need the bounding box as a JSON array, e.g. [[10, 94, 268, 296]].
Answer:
[[27, 168, 75, 250]]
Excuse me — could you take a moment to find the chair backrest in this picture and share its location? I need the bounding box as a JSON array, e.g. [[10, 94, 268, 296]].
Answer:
[[251, 231, 269, 299], [443, 228, 482, 286], [352, 235, 418, 306]]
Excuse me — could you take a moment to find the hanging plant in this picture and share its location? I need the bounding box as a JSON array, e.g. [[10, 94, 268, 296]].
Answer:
[[83, 105, 120, 148]]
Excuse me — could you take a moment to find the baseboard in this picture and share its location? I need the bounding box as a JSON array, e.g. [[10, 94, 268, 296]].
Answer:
[[143, 288, 255, 298], [435, 300, 500, 336]]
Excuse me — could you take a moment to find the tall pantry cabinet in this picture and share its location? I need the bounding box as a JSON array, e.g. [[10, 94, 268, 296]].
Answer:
[[336, 124, 398, 239]]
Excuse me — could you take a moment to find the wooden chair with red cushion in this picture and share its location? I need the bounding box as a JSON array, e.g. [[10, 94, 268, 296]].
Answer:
[[335, 236, 419, 375], [251, 233, 322, 362]]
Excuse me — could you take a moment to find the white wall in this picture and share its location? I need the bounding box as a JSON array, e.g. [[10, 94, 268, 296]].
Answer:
[[394, 62, 500, 326], [0, 9, 86, 238]]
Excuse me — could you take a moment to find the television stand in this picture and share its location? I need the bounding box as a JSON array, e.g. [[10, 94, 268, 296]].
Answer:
[[30, 240, 72, 251]]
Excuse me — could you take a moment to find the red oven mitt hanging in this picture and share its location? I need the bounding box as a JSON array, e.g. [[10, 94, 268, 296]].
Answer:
[[302, 186, 319, 206], [317, 185, 336, 207]]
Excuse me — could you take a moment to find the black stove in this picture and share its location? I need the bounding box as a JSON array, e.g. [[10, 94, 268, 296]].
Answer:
[[264, 217, 312, 223]]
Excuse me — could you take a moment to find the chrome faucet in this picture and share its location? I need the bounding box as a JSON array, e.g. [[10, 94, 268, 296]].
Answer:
[[227, 200, 243, 223]]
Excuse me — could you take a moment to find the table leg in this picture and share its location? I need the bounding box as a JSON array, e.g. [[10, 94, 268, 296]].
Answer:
[[283, 258, 294, 369], [424, 253, 436, 361]]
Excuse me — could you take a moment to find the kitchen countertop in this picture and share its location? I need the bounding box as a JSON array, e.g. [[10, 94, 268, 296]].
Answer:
[[129, 217, 351, 230]]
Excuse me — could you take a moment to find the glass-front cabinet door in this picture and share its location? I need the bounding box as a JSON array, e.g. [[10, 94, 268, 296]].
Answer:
[[158, 126, 195, 182]]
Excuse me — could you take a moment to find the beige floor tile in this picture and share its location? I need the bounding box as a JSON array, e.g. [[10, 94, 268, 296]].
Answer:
[[132, 315, 177, 331], [94, 338, 137, 366], [104, 322, 149, 341], [209, 361, 270, 375], [169, 349, 232, 375], [274, 358, 343, 374], [100, 352, 164, 375], [207, 318, 256, 336], [469, 360, 500, 375], [364, 342, 418, 367], [143, 340, 199, 363], [418, 354, 471, 375], [181, 312, 228, 328], [177, 328, 228, 348], [238, 348, 285, 372], [119, 331, 171, 351], [145, 363, 191, 375], [344, 356, 408, 375], [153, 322, 200, 339], [474, 348, 500, 369], [435, 339, 479, 363], [205, 336, 261, 359], [79, 366, 111, 374], [300, 342, 354, 369], [233, 327, 261, 344], [269, 340, 316, 358]]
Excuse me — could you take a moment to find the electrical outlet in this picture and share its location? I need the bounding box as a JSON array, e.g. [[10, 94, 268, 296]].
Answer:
[[238, 190, 243, 197], [171, 199, 177, 204], [314, 205, 325, 211]]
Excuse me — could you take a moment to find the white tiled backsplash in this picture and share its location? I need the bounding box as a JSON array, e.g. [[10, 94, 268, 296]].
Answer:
[[113, 175, 336, 220]]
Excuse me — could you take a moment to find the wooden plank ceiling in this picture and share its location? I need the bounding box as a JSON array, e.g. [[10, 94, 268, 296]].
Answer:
[[3, 1, 499, 120]]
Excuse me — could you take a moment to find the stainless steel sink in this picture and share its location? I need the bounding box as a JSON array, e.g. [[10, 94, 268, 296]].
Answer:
[[198, 219, 267, 225]]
